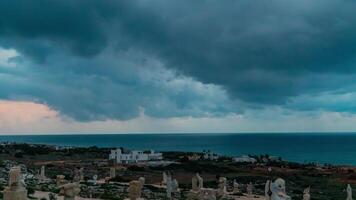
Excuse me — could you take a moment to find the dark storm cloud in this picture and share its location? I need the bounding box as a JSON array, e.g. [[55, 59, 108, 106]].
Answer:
[[0, 49, 240, 121], [1, 0, 356, 121], [0, 0, 120, 59], [128, 0, 356, 103]]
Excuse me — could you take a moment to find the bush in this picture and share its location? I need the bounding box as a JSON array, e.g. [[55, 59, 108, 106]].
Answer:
[[127, 165, 145, 171], [14, 152, 24, 158], [27, 187, 35, 196]]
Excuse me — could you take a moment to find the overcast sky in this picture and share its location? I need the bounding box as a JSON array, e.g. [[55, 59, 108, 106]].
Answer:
[[1, 0, 356, 134]]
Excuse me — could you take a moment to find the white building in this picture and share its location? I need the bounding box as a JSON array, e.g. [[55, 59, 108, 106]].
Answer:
[[203, 151, 219, 161], [109, 149, 163, 164], [233, 155, 257, 163]]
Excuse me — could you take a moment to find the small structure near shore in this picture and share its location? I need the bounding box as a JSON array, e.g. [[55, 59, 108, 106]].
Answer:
[[109, 148, 162, 164], [202, 150, 219, 161], [3, 166, 27, 200], [233, 155, 257, 163]]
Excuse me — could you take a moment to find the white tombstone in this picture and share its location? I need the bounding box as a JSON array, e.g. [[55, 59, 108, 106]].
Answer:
[[92, 175, 98, 185], [166, 173, 173, 199], [270, 178, 291, 200], [79, 168, 84, 182], [192, 173, 203, 192], [172, 179, 179, 192], [162, 172, 168, 185], [110, 167, 116, 179], [197, 174, 203, 189], [188, 173, 204, 200], [347, 184, 353, 200], [247, 182, 253, 197], [165, 172, 179, 199], [40, 166, 46, 180], [303, 187, 310, 200], [3, 166, 27, 200], [217, 177, 228, 197]]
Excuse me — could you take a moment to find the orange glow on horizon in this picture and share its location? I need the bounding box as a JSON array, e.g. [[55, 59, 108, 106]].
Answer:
[[0, 100, 58, 125]]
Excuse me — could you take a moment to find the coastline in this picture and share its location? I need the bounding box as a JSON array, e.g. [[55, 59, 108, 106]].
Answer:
[[0, 133, 356, 165], [0, 142, 354, 200]]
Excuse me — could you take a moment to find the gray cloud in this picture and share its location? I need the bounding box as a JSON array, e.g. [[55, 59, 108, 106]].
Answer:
[[1, 0, 356, 121], [0, 48, 241, 121]]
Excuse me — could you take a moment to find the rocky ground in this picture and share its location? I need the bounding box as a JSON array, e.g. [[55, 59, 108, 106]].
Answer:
[[0, 143, 354, 199]]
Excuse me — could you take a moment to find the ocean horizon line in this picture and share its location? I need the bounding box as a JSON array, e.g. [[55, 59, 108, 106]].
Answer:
[[1, 131, 356, 136]]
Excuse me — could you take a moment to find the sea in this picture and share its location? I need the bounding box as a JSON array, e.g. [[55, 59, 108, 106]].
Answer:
[[0, 133, 355, 166]]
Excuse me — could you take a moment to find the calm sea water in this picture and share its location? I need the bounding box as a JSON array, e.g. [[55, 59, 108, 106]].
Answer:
[[0, 133, 355, 165]]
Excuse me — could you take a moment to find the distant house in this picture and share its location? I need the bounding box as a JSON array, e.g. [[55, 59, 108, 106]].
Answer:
[[202, 150, 219, 161], [233, 155, 257, 163], [54, 146, 73, 151], [269, 156, 281, 162], [187, 154, 201, 161], [109, 149, 163, 164]]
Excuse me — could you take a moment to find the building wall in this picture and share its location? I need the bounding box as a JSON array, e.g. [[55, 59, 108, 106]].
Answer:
[[109, 149, 162, 164]]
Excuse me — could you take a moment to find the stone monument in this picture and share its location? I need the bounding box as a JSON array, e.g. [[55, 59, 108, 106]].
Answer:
[[56, 175, 66, 186], [217, 177, 228, 197], [79, 168, 84, 182], [246, 182, 253, 197], [39, 165, 46, 180], [197, 188, 216, 200], [92, 175, 98, 185], [59, 182, 81, 200], [166, 173, 173, 198], [3, 166, 27, 200], [127, 177, 145, 200], [165, 172, 179, 199], [162, 172, 168, 185], [188, 173, 205, 200], [233, 179, 239, 193], [303, 187, 310, 200], [270, 178, 291, 200], [347, 184, 352, 200], [172, 179, 179, 193], [192, 173, 203, 192], [110, 167, 116, 179]]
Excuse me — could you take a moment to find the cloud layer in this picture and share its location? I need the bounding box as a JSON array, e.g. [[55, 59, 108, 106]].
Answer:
[[0, 0, 356, 126]]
